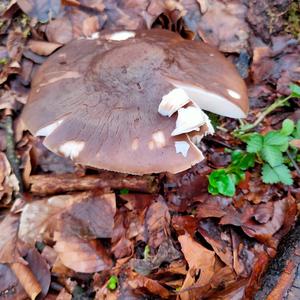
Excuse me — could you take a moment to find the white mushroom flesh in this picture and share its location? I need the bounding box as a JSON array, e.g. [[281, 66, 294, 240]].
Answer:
[[59, 141, 85, 160], [36, 119, 64, 137], [175, 141, 190, 157], [158, 88, 191, 117], [171, 105, 209, 136], [168, 80, 246, 118], [106, 31, 136, 41]]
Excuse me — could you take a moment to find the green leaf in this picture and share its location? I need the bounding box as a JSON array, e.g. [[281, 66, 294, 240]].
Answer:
[[238, 153, 256, 170], [215, 173, 235, 197], [208, 170, 235, 196], [208, 184, 219, 195], [246, 134, 263, 153], [208, 169, 227, 188], [230, 171, 245, 185], [261, 145, 283, 167], [231, 150, 243, 163], [262, 164, 293, 185], [107, 275, 118, 291], [280, 119, 295, 136], [263, 131, 289, 147], [290, 84, 300, 98], [231, 151, 255, 170]]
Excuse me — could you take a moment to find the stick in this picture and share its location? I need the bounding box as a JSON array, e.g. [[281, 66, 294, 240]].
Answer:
[[29, 173, 159, 196], [4, 111, 24, 193]]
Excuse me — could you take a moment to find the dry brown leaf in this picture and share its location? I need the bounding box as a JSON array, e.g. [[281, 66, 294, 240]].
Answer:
[[0, 88, 27, 111], [27, 40, 62, 56], [0, 263, 27, 300], [145, 196, 170, 249], [178, 233, 215, 300], [17, 0, 61, 22], [10, 262, 42, 300], [50, 192, 115, 273], [128, 273, 170, 299], [290, 139, 300, 148], [19, 194, 82, 244], [198, 219, 232, 267], [54, 232, 112, 273], [0, 213, 20, 264], [66, 192, 116, 238], [45, 16, 74, 44], [197, 0, 249, 52], [19, 191, 115, 245], [56, 288, 72, 300], [0, 244, 50, 300], [0, 152, 10, 185], [131, 239, 181, 275], [21, 246, 51, 298]]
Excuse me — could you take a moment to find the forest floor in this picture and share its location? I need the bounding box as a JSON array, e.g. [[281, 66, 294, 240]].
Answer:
[[0, 0, 299, 299]]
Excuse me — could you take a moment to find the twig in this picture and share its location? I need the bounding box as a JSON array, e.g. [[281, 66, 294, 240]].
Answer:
[[4, 112, 24, 193], [286, 149, 300, 176], [29, 173, 159, 196], [234, 95, 293, 137]]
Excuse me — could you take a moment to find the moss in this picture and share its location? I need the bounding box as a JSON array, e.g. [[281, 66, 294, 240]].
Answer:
[[284, 2, 300, 39]]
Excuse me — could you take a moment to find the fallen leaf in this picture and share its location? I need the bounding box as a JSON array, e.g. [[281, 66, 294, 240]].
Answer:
[[178, 233, 215, 300], [54, 232, 112, 273], [145, 196, 170, 249], [56, 288, 72, 300], [19, 194, 82, 245], [19, 191, 116, 244], [198, 219, 232, 267], [290, 139, 300, 148], [0, 263, 27, 300], [172, 215, 198, 236], [17, 0, 61, 22], [27, 40, 62, 56], [247, 0, 290, 42], [10, 262, 41, 299], [197, 0, 249, 52], [66, 192, 116, 238], [0, 213, 20, 264], [128, 273, 170, 299], [131, 239, 181, 275]]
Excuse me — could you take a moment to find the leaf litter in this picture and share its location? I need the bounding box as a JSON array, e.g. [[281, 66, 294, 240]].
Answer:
[[0, 0, 299, 299]]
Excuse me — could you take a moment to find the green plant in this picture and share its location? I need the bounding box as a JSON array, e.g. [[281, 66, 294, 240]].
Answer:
[[143, 245, 150, 259], [208, 84, 300, 197], [208, 150, 255, 197], [107, 275, 118, 291], [246, 119, 297, 185]]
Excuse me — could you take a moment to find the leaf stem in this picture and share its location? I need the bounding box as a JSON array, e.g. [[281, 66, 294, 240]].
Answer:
[[286, 149, 300, 176], [234, 95, 292, 137]]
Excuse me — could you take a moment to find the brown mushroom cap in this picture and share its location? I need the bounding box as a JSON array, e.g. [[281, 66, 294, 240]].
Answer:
[[22, 29, 248, 174]]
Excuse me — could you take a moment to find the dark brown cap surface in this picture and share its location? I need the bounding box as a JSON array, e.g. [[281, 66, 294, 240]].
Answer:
[[22, 29, 248, 174]]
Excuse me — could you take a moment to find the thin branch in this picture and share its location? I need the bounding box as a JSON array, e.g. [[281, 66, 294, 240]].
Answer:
[[4, 112, 24, 193], [286, 149, 300, 176], [234, 95, 292, 137]]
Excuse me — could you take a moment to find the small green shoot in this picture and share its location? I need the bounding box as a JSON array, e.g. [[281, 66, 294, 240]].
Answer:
[[107, 275, 118, 291], [119, 188, 129, 195], [208, 151, 255, 197], [143, 245, 150, 259]]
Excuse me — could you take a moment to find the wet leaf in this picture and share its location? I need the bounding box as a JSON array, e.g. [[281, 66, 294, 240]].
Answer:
[[17, 0, 61, 22]]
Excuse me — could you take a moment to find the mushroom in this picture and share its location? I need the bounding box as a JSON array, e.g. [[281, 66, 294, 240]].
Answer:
[[21, 29, 248, 175]]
